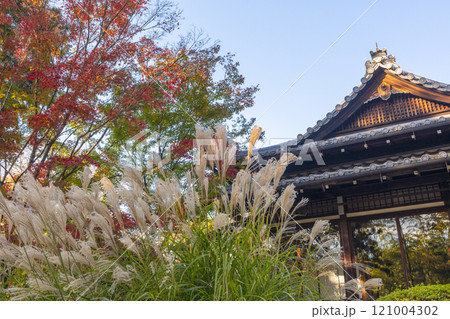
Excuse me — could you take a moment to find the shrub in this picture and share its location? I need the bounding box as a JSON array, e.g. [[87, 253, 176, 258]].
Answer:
[[377, 283, 450, 301]]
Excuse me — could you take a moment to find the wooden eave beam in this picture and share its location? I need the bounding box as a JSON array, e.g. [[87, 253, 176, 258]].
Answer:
[[384, 73, 450, 104]]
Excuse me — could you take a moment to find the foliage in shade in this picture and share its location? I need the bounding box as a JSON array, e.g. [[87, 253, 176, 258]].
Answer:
[[352, 214, 449, 295]]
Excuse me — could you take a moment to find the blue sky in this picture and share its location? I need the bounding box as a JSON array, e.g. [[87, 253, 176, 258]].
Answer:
[[174, 0, 450, 146]]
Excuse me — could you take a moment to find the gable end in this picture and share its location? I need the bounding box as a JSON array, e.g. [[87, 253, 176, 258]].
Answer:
[[331, 93, 450, 136]]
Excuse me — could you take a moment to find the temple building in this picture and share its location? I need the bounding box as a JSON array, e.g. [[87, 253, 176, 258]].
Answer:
[[252, 46, 450, 295]]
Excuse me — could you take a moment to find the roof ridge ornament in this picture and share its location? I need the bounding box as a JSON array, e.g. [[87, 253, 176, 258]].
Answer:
[[370, 43, 387, 59], [365, 45, 399, 76]]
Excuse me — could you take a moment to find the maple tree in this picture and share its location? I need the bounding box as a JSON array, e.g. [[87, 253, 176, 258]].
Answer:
[[108, 37, 259, 185], [0, 0, 181, 189], [0, 0, 257, 191]]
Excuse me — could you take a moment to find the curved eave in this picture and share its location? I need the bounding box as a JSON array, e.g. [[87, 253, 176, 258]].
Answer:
[[249, 113, 450, 160]]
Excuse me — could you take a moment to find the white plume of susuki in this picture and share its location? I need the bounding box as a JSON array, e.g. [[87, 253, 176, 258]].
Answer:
[[275, 184, 297, 218], [78, 241, 96, 266], [212, 213, 230, 230], [119, 235, 140, 256], [48, 250, 91, 268], [112, 266, 132, 284], [87, 212, 117, 252], [183, 171, 200, 220], [273, 153, 297, 189], [101, 177, 123, 229], [81, 166, 93, 191], [344, 277, 383, 299], [308, 219, 330, 250], [64, 275, 93, 294], [246, 125, 262, 169]]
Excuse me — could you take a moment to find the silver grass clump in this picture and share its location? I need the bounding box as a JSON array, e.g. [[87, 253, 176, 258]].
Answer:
[[0, 123, 378, 300]]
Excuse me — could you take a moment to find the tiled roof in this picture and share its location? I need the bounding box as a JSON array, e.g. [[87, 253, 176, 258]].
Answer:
[[251, 47, 450, 159], [298, 47, 450, 141], [253, 113, 450, 159], [307, 114, 449, 150], [278, 150, 449, 187]]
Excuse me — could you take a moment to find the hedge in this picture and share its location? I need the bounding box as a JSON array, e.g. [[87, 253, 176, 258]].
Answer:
[[377, 283, 450, 301]]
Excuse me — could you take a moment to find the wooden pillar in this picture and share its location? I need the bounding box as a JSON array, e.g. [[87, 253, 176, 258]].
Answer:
[[337, 196, 357, 299], [395, 216, 411, 288], [339, 216, 356, 283], [337, 196, 356, 283]]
